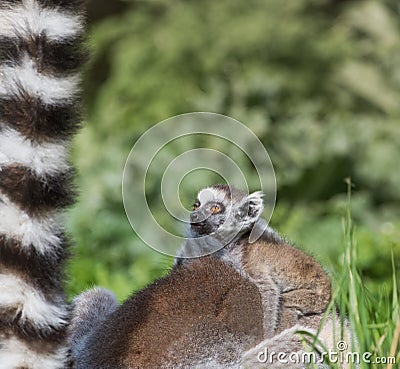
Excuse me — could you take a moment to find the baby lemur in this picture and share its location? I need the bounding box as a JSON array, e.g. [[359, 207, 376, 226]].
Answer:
[[175, 184, 332, 336]]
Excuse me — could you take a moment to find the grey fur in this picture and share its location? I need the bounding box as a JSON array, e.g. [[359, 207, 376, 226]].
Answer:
[[175, 187, 277, 262], [69, 287, 118, 366]]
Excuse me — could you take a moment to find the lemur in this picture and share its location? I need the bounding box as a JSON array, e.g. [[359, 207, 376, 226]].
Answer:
[[70, 258, 341, 369], [69, 186, 341, 369], [0, 0, 85, 368], [71, 257, 266, 369], [175, 184, 332, 336]]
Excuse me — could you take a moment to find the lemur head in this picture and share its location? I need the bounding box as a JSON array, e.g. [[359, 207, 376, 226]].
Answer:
[[189, 184, 264, 238]]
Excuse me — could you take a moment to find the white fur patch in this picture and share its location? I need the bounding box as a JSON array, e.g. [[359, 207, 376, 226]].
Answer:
[[0, 274, 68, 329], [0, 0, 82, 41], [0, 56, 79, 104], [0, 126, 69, 176], [198, 188, 216, 204], [0, 193, 64, 254], [0, 336, 68, 369], [198, 188, 228, 205], [247, 191, 264, 207]]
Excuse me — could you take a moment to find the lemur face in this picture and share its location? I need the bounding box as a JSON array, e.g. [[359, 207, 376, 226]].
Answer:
[[189, 185, 264, 237], [190, 197, 227, 236]]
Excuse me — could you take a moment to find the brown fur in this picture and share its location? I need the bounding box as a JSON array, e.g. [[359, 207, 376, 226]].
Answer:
[[0, 34, 86, 75], [0, 235, 67, 296], [0, 92, 81, 142], [238, 234, 332, 334], [76, 258, 264, 369], [0, 164, 76, 216]]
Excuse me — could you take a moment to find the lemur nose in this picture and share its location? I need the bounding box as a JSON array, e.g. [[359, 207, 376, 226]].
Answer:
[[190, 212, 200, 223]]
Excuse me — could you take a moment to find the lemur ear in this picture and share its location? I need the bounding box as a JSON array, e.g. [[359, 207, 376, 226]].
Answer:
[[246, 191, 264, 218], [237, 191, 264, 223]]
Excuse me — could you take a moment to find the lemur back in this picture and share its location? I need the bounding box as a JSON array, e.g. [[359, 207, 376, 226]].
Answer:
[[71, 246, 338, 369], [72, 258, 265, 369], [0, 1, 85, 367]]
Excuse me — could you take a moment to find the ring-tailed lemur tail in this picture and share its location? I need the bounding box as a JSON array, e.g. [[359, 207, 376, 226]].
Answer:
[[0, 1, 85, 368]]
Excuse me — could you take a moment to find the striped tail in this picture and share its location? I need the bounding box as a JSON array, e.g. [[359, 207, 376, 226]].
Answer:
[[0, 0, 85, 368]]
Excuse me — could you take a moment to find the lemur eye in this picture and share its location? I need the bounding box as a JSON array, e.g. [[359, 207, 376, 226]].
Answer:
[[211, 204, 221, 214], [193, 202, 200, 211]]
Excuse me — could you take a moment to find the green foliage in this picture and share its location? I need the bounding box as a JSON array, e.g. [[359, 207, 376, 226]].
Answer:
[[67, 0, 400, 301], [327, 182, 400, 368], [294, 183, 399, 368]]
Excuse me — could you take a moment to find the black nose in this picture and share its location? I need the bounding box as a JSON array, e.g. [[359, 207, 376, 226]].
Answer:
[[190, 212, 200, 223]]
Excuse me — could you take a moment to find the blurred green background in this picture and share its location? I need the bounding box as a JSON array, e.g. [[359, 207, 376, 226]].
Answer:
[[67, 0, 400, 301]]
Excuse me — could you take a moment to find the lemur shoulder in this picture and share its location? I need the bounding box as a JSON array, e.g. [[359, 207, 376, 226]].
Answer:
[[175, 184, 332, 335]]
